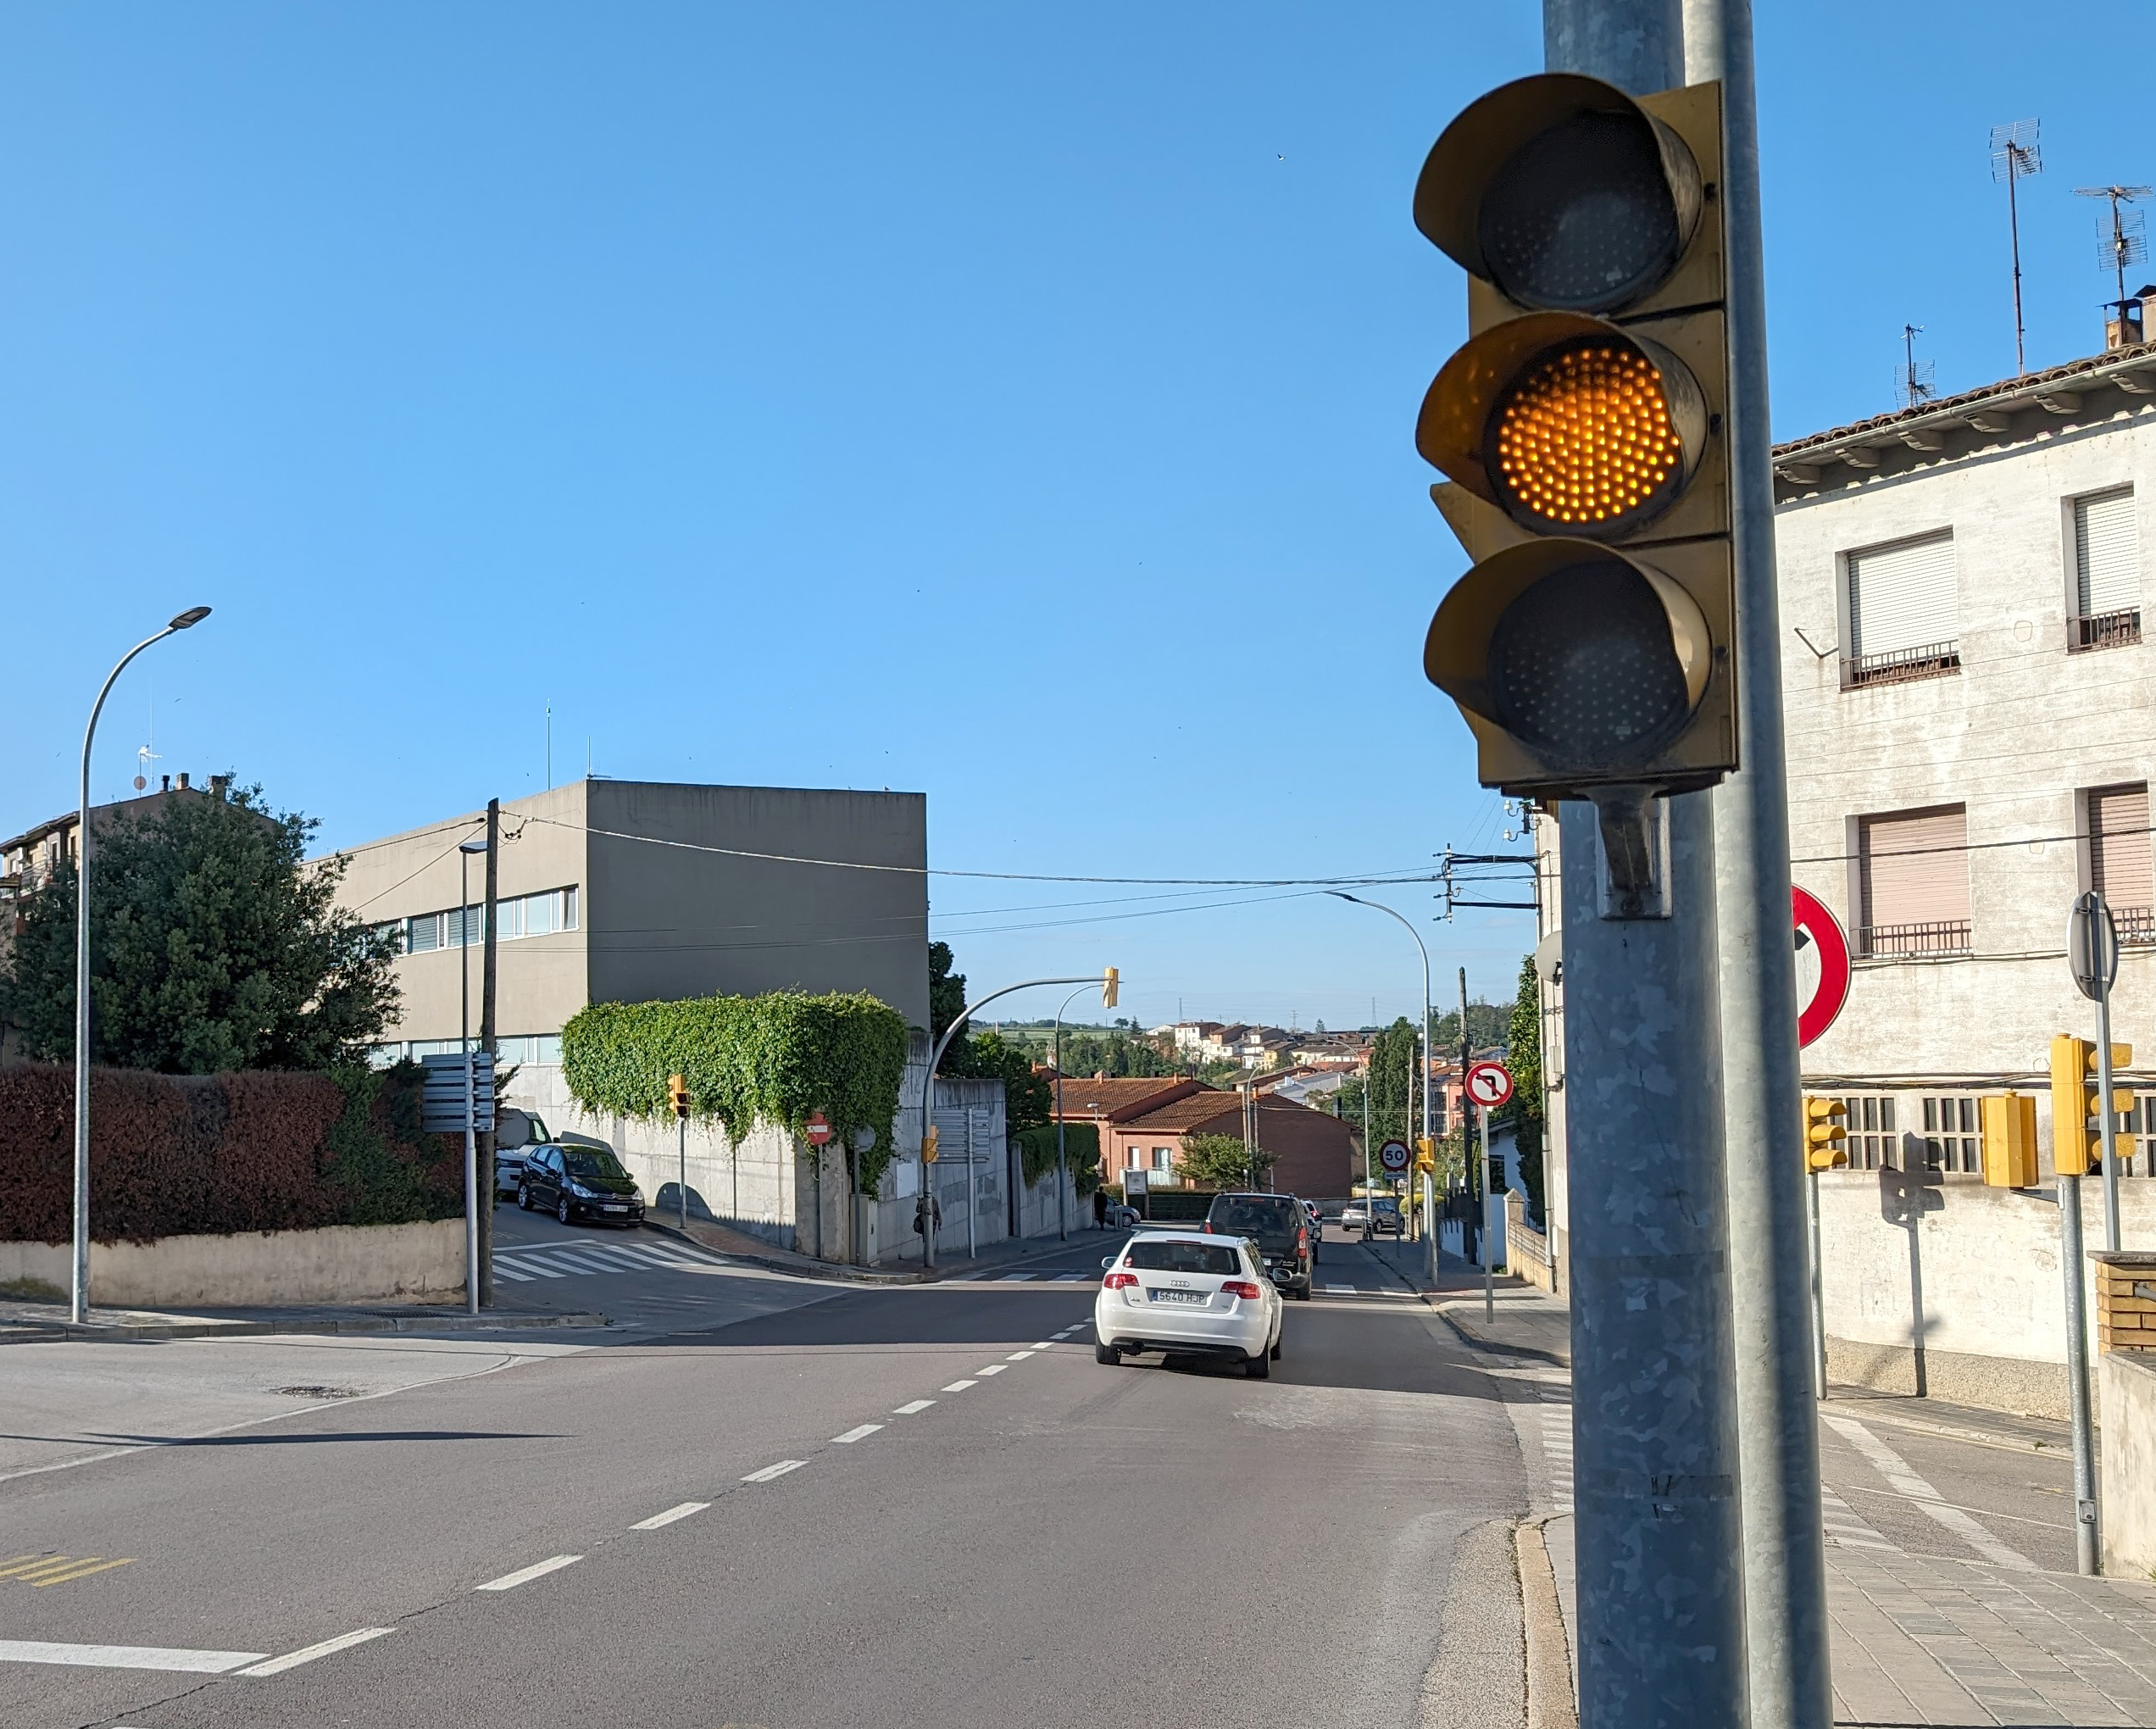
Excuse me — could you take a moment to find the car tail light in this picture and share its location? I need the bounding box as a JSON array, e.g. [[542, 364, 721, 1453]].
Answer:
[[1297, 1227, 1309, 1251], [1103, 1271, 1138, 1290], [1202, 1221, 1213, 1232], [1223, 1281, 1263, 1301]]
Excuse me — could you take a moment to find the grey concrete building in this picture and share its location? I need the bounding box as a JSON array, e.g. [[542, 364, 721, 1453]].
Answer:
[[340, 778, 929, 1065]]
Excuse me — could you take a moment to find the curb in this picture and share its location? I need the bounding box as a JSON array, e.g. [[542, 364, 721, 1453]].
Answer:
[[6, 1309, 611, 1343], [639, 1220, 926, 1286], [1517, 1516, 1579, 1729], [1828, 1397, 2079, 1459]]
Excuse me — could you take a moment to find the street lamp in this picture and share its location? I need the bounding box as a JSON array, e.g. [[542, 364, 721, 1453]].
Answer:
[[71, 606, 212, 1324], [458, 837, 489, 1315], [922, 969, 1118, 1270], [1050, 981, 1097, 1242], [1327, 891, 1436, 1287]]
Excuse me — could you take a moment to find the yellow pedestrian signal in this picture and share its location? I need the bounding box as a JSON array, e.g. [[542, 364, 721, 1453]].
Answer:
[[667, 1074, 691, 1120], [1801, 1095, 1848, 1171], [1414, 74, 1736, 801], [1980, 1092, 2039, 1189], [923, 1125, 940, 1164], [2050, 1035, 2134, 1176], [1103, 967, 1120, 1010]]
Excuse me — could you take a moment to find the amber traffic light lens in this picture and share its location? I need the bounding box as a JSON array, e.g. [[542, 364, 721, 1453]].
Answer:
[[1486, 558, 1694, 766], [1477, 109, 1682, 311], [1489, 342, 1683, 534]]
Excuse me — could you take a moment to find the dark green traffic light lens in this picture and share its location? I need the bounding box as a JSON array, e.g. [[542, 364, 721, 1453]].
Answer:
[[1477, 110, 1682, 312], [1486, 557, 1692, 766]]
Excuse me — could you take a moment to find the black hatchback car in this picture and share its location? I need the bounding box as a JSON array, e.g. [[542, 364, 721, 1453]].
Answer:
[[1202, 1191, 1314, 1300], [518, 1143, 645, 1227]]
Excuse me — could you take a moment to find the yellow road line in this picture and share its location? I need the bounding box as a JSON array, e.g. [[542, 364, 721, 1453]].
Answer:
[[0, 1555, 69, 1579], [8, 1557, 103, 1583], [31, 1558, 135, 1587]]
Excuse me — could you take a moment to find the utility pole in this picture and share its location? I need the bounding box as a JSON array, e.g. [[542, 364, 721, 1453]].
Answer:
[[1458, 967, 1473, 1259], [477, 798, 499, 1308], [1681, 3, 1836, 1722]]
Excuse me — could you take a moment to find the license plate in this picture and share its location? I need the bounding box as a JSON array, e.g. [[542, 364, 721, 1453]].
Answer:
[[603, 1204, 629, 1213], [1150, 1289, 1207, 1304]]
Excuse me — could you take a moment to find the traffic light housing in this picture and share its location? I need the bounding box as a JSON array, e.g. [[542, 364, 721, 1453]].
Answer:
[[923, 1125, 940, 1165], [1415, 1136, 1436, 1174], [667, 1074, 691, 1120], [1103, 967, 1120, 1010], [1802, 1095, 1848, 1171], [1414, 74, 1735, 802], [2049, 1035, 2134, 1176], [1980, 1092, 2038, 1189]]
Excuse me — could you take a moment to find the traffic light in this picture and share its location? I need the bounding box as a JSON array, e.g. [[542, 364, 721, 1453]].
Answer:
[[1414, 74, 1735, 802], [1980, 1092, 2038, 1189], [667, 1074, 691, 1120], [1801, 1095, 1848, 1171], [923, 1125, 940, 1165], [2049, 1034, 2134, 1175], [1103, 967, 1120, 1010]]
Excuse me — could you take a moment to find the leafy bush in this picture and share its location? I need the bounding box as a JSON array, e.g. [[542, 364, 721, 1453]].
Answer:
[[1014, 1122, 1099, 1193], [0, 1060, 462, 1243], [560, 990, 910, 1193]]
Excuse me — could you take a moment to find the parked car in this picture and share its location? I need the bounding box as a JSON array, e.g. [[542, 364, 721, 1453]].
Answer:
[[1340, 1200, 1370, 1232], [1370, 1196, 1405, 1237], [1103, 1202, 1142, 1228], [1202, 1191, 1314, 1300], [1094, 1231, 1281, 1377], [518, 1143, 646, 1226], [492, 1109, 556, 1200], [494, 1150, 529, 1200]]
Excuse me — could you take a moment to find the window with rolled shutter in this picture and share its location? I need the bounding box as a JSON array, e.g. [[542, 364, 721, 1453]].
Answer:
[[2089, 782, 2153, 942], [1845, 531, 1960, 686], [1857, 805, 1970, 956], [2072, 489, 2140, 650]]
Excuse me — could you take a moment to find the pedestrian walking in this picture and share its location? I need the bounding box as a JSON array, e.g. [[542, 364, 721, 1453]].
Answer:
[[1092, 1187, 1108, 1230]]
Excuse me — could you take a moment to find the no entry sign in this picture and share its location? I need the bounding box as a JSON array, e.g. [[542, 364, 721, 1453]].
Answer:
[[805, 1111, 832, 1146], [1792, 887, 1851, 1048], [1464, 1060, 1514, 1110]]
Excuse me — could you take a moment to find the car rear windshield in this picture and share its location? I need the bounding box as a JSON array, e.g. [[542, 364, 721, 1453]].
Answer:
[[1125, 1241, 1244, 1276], [1208, 1198, 1301, 1236], [563, 1148, 630, 1180]]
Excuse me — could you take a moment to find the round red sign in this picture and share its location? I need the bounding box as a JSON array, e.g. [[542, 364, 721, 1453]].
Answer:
[[1464, 1060, 1514, 1109], [1792, 887, 1851, 1048], [805, 1111, 832, 1146]]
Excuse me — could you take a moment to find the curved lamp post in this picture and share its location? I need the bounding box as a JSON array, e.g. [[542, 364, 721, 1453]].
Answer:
[[72, 606, 213, 1323], [923, 970, 1116, 1270], [1327, 891, 1435, 1286], [1049, 981, 1097, 1243]]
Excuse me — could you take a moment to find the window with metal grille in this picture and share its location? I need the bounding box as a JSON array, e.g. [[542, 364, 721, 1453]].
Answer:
[[2071, 487, 2140, 652], [2088, 783, 2153, 943], [1843, 531, 1960, 687], [2126, 1098, 2156, 1176], [1920, 1095, 1981, 1174], [1856, 806, 1971, 958], [1840, 1094, 1898, 1169]]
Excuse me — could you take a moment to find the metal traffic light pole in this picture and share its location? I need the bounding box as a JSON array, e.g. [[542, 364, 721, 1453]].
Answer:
[[1536, 6, 1748, 1724]]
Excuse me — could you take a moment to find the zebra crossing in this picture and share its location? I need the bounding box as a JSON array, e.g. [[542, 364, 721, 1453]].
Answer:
[[1539, 1397, 1574, 1515], [1820, 1486, 1898, 1553], [945, 1271, 1092, 1284], [492, 1234, 736, 1283]]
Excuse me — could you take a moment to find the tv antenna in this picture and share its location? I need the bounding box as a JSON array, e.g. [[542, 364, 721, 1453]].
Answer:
[[2075, 183, 2152, 314], [1991, 119, 2042, 375], [1898, 323, 1937, 409]]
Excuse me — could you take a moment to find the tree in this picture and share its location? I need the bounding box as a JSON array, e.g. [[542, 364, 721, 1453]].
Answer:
[[1365, 1016, 1422, 1151], [1504, 953, 1546, 1222], [929, 941, 966, 1054], [1, 785, 400, 1073], [1179, 1131, 1264, 1192], [943, 1027, 1052, 1133]]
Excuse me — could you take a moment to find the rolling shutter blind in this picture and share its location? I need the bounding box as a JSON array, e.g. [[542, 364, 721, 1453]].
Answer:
[[2075, 490, 2137, 616], [2090, 783, 2153, 912], [1848, 532, 1958, 659], [1859, 806, 1970, 930]]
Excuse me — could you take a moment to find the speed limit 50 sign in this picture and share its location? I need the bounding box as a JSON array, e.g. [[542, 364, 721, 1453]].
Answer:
[[1464, 1060, 1514, 1110]]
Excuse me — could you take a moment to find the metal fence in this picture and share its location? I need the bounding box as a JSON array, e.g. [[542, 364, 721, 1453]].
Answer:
[[1858, 919, 1972, 958], [1841, 640, 1963, 689], [2071, 608, 2142, 653]]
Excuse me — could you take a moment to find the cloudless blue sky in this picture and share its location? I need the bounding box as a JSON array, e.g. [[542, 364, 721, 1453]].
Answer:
[[4, 4, 2144, 1032]]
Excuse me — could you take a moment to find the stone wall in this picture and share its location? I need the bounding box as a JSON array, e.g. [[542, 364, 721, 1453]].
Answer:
[[0, 1219, 464, 1309]]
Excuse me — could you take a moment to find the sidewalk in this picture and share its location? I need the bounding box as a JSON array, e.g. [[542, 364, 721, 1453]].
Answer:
[[0, 1296, 608, 1343], [1362, 1237, 2156, 1726], [648, 1212, 1108, 1286]]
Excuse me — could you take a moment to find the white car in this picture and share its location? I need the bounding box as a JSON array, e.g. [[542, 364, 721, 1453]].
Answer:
[[1093, 1230, 1283, 1379]]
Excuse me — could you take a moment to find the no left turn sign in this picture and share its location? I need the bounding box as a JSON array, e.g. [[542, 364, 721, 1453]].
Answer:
[[1464, 1060, 1514, 1110]]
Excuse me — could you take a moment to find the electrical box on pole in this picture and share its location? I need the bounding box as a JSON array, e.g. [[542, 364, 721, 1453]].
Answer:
[[1414, 75, 1736, 803]]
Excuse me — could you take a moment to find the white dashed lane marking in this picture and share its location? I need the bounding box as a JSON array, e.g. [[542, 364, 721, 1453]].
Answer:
[[741, 1460, 808, 1484], [1007, 1350, 1036, 1360], [0, 1641, 267, 1674], [631, 1502, 709, 1531], [831, 1424, 883, 1444], [893, 1399, 936, 1415], [975, 1365, 1007, 1376], [235, 1627, 395, 1676], [475, 1555, 581, 1592], [942, 1380, 978, 1393], [997, 1273, 1037, 1282]]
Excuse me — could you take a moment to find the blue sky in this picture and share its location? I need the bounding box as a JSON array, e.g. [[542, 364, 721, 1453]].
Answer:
[[3, 4, 2144, 1032]]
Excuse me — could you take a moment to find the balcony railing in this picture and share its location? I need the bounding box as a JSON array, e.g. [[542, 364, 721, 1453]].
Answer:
[[2071, 609, 2142, 653], [1842, 640, 1962, 689], [2115, 904, 2156, 947], [1859, 919, 1972, 958]]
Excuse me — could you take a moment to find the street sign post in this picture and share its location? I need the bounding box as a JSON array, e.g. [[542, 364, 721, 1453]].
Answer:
[[1379, 1139, 1412, 1174], [1464, 1060, 1514, 1111], [2064, 889, 2125, 1576], [806, 1111, 834, 1262], [2070, 892, 2125, 1254], [420, 1054, 495, 1132], [1792, 886, 1852, 1049], [1463, 1059, 1514, 1321]]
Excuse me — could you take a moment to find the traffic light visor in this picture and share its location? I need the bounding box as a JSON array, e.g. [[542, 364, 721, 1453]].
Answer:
[[1425, 539, 1711, 774], [1414, 74, 1703, 313], [1419, 313, 1707, 539]]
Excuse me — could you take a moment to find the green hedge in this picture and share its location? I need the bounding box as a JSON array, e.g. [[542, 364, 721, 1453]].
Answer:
[[561, 991, 910, 1192], [1014, 1122, 1099, 1193]]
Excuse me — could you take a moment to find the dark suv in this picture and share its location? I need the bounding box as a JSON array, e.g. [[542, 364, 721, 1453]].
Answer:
[[1203, 1192, 1314, 1300]]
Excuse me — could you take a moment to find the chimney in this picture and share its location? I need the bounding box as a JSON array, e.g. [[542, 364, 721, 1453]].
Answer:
[[176, 772, 190, 791], [160, 775, 171, 792], [210, 775, 231, 798], [2105, 285, 2156, 352]]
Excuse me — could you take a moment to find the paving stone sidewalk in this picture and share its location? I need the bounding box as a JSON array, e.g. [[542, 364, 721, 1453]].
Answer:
[[1360, 1237, 2156, 1726]]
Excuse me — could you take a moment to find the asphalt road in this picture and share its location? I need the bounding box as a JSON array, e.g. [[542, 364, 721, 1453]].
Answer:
[[2, 1234, 1525, 1729]]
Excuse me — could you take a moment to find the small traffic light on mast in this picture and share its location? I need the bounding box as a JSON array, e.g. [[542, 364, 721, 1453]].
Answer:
[[2049, 1034, 2133, 1175], [1414, 74, 1736, 805], [667, 1074, 691, 1120], [923, 1125, 940, 1165], [1103, 967, 1120, 1010], [1801, 1095, 1847, 1171], [1980, 1092, 2039, 1189]]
